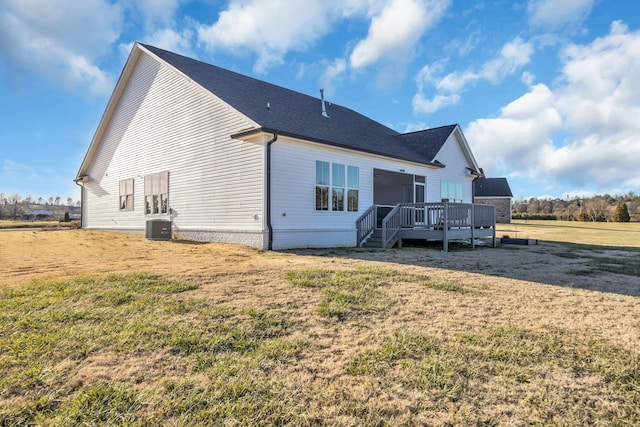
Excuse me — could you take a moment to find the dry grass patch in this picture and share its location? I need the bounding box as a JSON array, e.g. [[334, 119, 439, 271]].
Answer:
[[1, 228, 639, 425], [286, 266, 468, 320]]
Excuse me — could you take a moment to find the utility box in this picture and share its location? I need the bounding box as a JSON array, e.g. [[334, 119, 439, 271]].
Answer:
[[146, 220, 172, 240]]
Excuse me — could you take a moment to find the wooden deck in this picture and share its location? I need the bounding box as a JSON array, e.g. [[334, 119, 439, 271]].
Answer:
[[357, 202, 496, 252]]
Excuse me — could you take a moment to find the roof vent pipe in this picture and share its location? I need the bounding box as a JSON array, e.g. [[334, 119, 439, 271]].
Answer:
[[320, 89, 330, 118]]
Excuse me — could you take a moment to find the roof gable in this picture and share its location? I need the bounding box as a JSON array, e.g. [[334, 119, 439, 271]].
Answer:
[[141, 44, 456, 167], [474, 178, 513, 198], [77, 43, 483, 180], [397, 125, 457, 163]]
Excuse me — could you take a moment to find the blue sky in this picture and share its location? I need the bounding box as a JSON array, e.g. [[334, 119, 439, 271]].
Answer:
[[1, 0, 639, 203]]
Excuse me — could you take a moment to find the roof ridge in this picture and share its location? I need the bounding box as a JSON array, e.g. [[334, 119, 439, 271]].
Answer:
[[398, 124, 458, 136], [137, 43, 461, 167], [140, 43, 366, 118]]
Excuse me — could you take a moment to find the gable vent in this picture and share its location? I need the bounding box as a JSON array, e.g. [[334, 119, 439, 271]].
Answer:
[[320, 89, 330, 118]]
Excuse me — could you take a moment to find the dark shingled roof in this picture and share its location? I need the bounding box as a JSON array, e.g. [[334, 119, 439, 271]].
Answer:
[[142, 44, 454, 166], [474, 178, 513, 198]]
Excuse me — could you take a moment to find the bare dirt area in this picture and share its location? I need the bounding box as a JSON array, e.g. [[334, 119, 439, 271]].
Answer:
[[2, 229, 639, 351]]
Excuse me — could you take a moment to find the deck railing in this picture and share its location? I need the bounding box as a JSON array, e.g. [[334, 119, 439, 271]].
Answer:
[[356, 204, 376, 246], [474, 204, 496, 227], [381, 204, 402, 248], [398, 202, 495, 229], [358, 202, 496, 249]]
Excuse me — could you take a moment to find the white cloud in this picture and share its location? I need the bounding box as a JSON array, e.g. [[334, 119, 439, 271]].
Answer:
[[556, 21, 640, 135], [528, 0, 594, 29], [144, 28, 194, 56], [466, 83, 561, 175], [2, 159, 40, 181], [520, 71, 535, 85], [125, 0, 182, 30], [197, 0, 344, 72], [480, 37, 535, 82], [413, 37, 535, 114], [466, 21, 640, 194], [350, 0, 450, 69], [319, 58, 347, 97], [197, 0, 449, 77], [0, 0, 123, 94], [412, 93, 461, 114], [401, 121, 429, 133]]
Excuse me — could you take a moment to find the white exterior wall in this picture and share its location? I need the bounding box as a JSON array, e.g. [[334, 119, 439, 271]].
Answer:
[[83, 52, 266, 247], [270, 137, 442, 249], [429, 132, 476, 203]]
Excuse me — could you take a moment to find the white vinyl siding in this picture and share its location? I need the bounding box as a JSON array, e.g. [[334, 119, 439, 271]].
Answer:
[[270, 137, 439, 249], [429, 131, 476, 203], [83, 51, 264, 241]]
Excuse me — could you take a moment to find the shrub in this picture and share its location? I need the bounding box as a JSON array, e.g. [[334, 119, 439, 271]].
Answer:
[[612, 202, 631, 222], [512, 213, 557, 220]]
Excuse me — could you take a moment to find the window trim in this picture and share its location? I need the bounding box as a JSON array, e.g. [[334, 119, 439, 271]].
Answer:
[[119, 178, 134, 211], [347, 165, 359, 212], [316, 161, 359, 212], [144, 171, 169, 215]]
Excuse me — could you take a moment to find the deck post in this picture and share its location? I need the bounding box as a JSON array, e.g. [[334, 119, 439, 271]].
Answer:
[[443, 201, 448, 252], [471, 204, 475, 250], [492, 205, 496, 247]]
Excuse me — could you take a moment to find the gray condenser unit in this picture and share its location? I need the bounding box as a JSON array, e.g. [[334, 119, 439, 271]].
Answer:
[[146, 220, 172, 240]]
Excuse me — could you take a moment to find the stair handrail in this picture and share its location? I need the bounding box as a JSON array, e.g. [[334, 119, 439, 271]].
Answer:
[[356, 204, 377, 247], [381, 204, 402, 248]]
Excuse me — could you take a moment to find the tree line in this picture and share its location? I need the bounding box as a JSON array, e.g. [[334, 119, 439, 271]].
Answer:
[[512, 192, 639, 222], [0, 193, 80, 220], [3, 191, 639, 222]]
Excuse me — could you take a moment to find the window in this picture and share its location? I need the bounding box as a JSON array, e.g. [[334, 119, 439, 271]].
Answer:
[[144, 171, 169, 214], [347, 165, 359, 211], [441, 181, 463, 202], [119, 178, 134, 210], [316, 161, 359, 212], [315, 161, 329, 210], [332, 163, 345, 211], [414, 175, 425, 204]]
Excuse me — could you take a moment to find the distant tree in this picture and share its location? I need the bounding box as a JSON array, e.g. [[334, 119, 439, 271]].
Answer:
[[48, 197, 54, 206], [566, 202, 581, 221], [583, 197, 609, 222], [55, 196, 61, 206], [612, 202, 631, 222], [8, 194, 24, 219], [0, 192, 5, 219], [37, 196, 43, 205], [67, 197, 73, 206]]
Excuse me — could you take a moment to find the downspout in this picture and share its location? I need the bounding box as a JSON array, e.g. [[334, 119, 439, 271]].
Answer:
[[73, 177, 87, 228], [73, 179, 84, 228], [266, 133, 278, 250]]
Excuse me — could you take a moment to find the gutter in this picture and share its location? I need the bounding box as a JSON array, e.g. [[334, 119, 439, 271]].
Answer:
[[265, 133, 278, 250], [232, 127, 446, 170]]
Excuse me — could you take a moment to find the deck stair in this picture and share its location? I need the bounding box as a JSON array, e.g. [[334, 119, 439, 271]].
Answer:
[[361, 229, 383, 248]]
